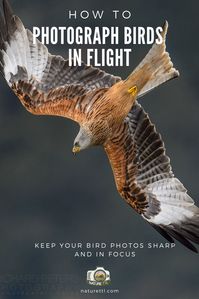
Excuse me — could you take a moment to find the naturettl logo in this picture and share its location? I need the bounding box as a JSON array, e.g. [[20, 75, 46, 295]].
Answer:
[[87, 267, 111, 286]]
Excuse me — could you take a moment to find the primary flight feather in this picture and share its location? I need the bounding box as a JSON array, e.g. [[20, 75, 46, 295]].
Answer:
[[1, 0, 199, 253]]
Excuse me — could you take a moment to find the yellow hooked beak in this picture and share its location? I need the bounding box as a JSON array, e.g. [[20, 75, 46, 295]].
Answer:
[[72, 145, 81, 154]]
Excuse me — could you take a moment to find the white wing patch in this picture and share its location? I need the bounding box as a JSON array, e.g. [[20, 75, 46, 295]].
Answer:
[[2, 15, 49, 83], [143, 178, 197, 225]]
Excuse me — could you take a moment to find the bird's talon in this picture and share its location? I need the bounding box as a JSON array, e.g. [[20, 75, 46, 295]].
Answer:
[[128, 86, 138, 96]]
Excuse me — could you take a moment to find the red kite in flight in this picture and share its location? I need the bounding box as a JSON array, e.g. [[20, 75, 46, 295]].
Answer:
[[0, 0, 199, 252]]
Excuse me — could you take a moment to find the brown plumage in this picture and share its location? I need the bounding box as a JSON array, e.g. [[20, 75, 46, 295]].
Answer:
[[1, 0, 199, 253]]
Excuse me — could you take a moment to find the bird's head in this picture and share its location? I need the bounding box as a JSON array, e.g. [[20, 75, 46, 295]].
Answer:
[[72, 126, 92, 154]]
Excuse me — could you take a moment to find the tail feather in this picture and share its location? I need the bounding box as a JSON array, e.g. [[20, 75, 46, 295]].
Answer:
[[125, 21, 179, 98]]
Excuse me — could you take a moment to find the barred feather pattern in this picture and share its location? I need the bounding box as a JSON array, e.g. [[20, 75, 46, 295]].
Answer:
[[0, 0, 120, 119], [105, 102, 199, 253]]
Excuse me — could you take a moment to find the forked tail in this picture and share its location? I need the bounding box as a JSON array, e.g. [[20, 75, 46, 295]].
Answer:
[[125, 21, 179, 98]]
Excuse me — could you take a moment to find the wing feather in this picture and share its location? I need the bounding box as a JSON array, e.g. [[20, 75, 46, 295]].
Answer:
[[0, 0, 120, 120], [105, 102, 199, 253]]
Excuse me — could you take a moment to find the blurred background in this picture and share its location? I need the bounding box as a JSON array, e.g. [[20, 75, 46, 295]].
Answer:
[[0, 0, 199, 298]]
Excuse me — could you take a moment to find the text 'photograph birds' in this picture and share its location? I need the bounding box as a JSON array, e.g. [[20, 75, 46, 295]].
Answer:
[[0, 0, 199, 253]]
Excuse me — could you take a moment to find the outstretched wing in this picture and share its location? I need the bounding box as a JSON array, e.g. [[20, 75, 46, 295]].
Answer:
[[0, 0, 120, 121], [104, 102, 199, 253]]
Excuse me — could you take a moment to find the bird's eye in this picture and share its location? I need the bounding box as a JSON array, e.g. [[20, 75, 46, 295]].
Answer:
[[74, 142, 79, 147]]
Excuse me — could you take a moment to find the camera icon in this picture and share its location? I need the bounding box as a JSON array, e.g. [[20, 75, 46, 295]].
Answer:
[[87, 267, 111, 286]]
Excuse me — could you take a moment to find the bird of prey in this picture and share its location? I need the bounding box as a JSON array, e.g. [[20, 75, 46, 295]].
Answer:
[[0, 0, 199, 252]]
